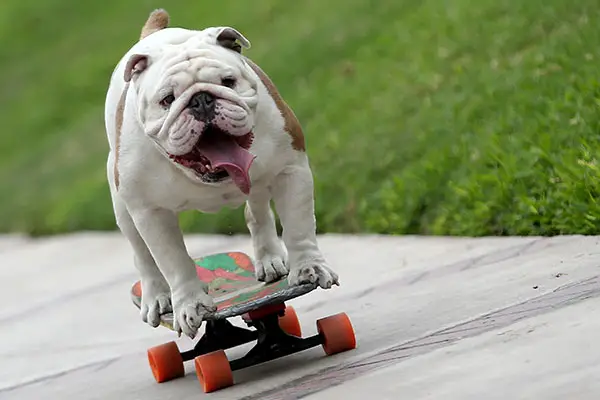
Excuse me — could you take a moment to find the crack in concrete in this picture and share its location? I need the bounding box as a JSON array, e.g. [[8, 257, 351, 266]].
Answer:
[[242, 275, 600, 400], [0, 357, 121, 393], [0, 273, 136, 326]]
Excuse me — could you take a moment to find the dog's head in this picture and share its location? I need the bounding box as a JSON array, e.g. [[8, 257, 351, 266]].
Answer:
[[124, 10, 258, 194]]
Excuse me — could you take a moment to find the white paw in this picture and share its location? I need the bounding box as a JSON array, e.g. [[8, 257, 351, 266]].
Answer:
[[171, 282, 217, 338], [140, 278, 173, 328], [255, 252, 289, 283], [288, 259, 340, 289]]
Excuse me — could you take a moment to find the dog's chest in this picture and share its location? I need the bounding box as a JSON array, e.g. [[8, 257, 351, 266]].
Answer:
[[158, 176, 247, 213]]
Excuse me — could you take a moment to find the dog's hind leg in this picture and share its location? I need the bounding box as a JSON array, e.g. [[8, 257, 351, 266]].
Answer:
[[245, 189, 288, 283]]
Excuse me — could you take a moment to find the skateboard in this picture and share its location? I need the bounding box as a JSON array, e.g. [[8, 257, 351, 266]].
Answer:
[[130, 251, 357, 393]]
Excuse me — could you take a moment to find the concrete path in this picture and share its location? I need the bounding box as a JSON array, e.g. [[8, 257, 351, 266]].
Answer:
[[1, 233, 599, 399]]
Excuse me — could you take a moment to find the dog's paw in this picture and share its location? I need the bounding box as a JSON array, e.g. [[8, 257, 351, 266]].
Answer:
[[140, 278, 173, 328], [255, 253, 289, 283], [171, 282, 217, 338], [173, 281, 217, 339], [288, 259, 340, 289]]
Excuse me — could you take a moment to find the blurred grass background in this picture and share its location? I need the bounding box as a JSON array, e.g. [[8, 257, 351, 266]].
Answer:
[[0, 0, 598, 236]]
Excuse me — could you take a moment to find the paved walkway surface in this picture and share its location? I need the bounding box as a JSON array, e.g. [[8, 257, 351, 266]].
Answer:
[[1, 233, 599, 399]]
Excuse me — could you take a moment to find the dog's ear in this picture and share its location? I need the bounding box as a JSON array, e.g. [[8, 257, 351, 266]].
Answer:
[[124, 54, 149, 82], [140, 9, 170, 40], [215, 27, 251, 54]]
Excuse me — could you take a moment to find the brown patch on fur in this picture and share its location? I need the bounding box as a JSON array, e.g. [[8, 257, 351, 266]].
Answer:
[[243, 57, 306, 152], [114, 83, 130, 190], [140, 9, 170, 40]]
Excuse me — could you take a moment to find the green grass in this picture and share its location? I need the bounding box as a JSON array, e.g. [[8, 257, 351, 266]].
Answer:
[[1, 0, 599, 236]]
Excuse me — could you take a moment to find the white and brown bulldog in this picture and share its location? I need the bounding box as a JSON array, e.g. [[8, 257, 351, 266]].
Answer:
[[103, 9, 338, 338]]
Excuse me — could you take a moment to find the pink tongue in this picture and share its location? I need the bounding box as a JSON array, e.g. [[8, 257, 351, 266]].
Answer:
[[198, 135, 256, 194]]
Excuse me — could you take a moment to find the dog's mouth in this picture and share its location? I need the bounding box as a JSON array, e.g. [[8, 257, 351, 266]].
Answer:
[[169, 126, 255, 194]]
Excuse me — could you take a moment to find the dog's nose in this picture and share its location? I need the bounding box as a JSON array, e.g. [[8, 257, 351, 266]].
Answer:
[[188, 91, 216, 120]]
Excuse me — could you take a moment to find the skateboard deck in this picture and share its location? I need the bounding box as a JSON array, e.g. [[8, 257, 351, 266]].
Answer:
[[130, 251, 357, 393], [130, 251, 317, 330]]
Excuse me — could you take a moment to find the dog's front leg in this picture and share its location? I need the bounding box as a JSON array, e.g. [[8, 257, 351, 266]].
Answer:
[[129, 207, 216, 338], [113, 196, 172, 328], [271, 155, 339, 289]]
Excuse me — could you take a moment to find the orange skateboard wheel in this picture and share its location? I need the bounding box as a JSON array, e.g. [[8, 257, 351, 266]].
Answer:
[[147, 341, 185, 383], [316, 312, 357, 355], [195, 350, 234, 393], [279, 305, 302, 337]]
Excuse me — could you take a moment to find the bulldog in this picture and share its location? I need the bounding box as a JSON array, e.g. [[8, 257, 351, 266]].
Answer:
[[103, 9, 338, 338]]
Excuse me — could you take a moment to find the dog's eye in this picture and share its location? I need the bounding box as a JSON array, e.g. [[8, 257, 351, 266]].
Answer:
[[159, 94, 175, 108], [221, 77, 236, 88]]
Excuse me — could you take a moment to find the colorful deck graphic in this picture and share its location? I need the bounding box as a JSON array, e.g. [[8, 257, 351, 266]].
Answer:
[[131, 252, 316, 328]]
